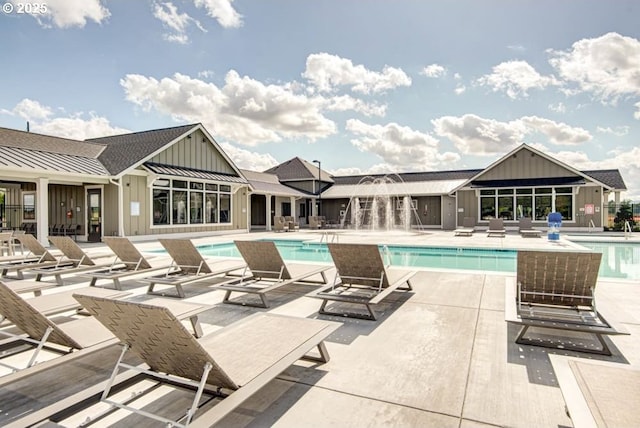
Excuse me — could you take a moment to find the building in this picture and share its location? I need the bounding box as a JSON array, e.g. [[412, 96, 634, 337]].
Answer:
[[0, 124, 250, 244], [0, 123, 627, 243]]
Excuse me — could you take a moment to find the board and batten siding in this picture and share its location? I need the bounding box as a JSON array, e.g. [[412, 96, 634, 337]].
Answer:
[[479, 148, 579, 181], [149, 129, 235, 174], [575, 186, 602, 227], [456, 190, 478, 226]]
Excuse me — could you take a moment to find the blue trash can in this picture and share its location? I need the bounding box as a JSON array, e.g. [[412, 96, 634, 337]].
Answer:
[[547, 212, 562, 241]]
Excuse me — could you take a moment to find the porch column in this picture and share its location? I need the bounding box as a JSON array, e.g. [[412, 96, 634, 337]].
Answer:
[[36, 177, 49, 246], [266, 194, 272, 231], [290, 196, 296, 218]]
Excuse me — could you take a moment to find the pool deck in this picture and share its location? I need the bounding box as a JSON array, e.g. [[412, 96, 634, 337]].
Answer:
[[1, 230, 638, 427]]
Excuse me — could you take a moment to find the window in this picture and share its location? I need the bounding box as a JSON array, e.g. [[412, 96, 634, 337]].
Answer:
[[479, 186, 574, 222], [22, 192, 36, 221], [152, 178, 233, 226]]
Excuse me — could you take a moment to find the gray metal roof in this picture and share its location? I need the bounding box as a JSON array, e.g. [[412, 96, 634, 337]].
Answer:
[[145, 162, 247, 184], [87, 124, 198, 175], [241, 169, 308, 196], [0, 145, 109, 176]]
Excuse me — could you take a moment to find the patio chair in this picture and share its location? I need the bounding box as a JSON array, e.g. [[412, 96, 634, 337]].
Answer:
[[216, 240, 331, 308], [73, 294, 339, 427], [518, 217, 542, 238], [284, 216, 300, 231], [550, 355, 640, 428], [487, 218, 506, 237], [27, 236, 113, 285], [273, 216, 289, 232], [0, 281, 128, 370], [83, 237, 168, 290], [309, 243, 416, 320], [143, 239, 245, 298], [0, 234, 67, 279], [504, 250, 628, 355], [454, 217, 476, 236]]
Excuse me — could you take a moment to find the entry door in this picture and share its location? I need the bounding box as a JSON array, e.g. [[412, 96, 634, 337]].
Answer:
[[87, 188, 102, 242], [442, 195, 456, 230]]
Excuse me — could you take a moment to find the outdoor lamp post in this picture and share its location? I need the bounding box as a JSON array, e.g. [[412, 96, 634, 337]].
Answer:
[[312, 159, 321, 216]]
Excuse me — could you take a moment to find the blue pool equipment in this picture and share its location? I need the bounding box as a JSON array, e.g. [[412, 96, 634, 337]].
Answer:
[[547, 212, 562, 241]]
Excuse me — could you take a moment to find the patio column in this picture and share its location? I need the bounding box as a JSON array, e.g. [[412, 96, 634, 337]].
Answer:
[[290, 196, 296, 218], [266, 194, 272, 231], [36, 177, 49, 246]]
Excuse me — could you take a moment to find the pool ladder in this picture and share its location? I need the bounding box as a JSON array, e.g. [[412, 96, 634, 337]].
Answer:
[[624, 220, 632, 240], [319, 231, 338, 244]]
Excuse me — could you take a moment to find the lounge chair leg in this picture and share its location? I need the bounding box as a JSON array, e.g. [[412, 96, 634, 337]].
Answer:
[[89, 277, 98, 287], [35, 273, 43, 281], [55, 274, 63, 286], [113, 278, 122, 290], [302, 342, 331, 363], [27, 326, 53, 368]]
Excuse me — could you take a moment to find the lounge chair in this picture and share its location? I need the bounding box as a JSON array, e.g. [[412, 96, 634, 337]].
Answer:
[[216, 240, 331, 308], [0, 281, 129, 370], [518, 217, 542, 238], [284, 216, 300, 231], [504, 251, 628, 355], [310, 243, 416, 320], [550, 355, 640, 428], [143, 239, 245, 298], [273, 216, 289, 232], [454, 217, 476, 236], [73, 293, 339, 427], [27, 236, 113, 285], [487, 218, 506, 237], [0, 234, 67, 279], [83, 237, 169, 290]]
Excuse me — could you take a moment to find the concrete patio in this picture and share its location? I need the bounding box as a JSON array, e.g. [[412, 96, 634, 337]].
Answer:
[[0, 230, 638, 427]]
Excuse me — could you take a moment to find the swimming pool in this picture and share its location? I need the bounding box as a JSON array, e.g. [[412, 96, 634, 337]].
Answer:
[[194, 239, 518, 274], [571, 241, 640, 280]]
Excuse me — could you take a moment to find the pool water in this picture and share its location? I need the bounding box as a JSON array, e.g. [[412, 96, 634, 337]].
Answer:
[[573, 241, 640, 280], [195, 239, 517, 274]]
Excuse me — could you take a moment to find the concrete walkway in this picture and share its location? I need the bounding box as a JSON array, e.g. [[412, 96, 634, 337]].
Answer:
[[4, 230, 640, 427]]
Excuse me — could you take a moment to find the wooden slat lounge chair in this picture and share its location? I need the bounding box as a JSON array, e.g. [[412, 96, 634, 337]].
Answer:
[[454, 217, 476, 236], [310, 243, 416, 320], [518, 217, 542, 238], [73, 294, 339, 427], [504, 251, 628, 355], [27, 236, 113, 285], [0, 234, 67, 279], [0, 281, 129, 370], [487, 218, 506, 237], [143, 239, 245, 298], [83, 237, 168, 290], [550, 355, 640, 428], [216, 240, 331, 308]]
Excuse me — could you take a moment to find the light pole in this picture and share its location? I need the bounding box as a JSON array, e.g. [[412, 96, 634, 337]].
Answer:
[[312, 159, 321, 217]]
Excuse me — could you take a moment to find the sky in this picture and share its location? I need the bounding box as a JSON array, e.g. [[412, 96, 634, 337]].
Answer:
[[1, 0, 639, 200]]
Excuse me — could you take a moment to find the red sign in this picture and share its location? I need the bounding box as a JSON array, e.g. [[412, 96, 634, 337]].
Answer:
[[585, 204, 595, 215]]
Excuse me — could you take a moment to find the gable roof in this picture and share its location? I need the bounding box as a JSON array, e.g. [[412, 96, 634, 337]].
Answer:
[[265, 157, 334, 183], [583, 170, 627, 190], [87, 124, 198, 175]]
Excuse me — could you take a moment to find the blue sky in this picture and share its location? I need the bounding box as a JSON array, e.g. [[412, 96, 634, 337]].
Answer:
[[1, 0, 639, 199]]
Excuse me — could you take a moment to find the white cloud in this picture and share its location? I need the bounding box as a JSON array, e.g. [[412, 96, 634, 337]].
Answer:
[[153, 2, 204, 44], [421, 64, 446, 78], [33, 114, 130, 140], [432, 114, 591, 155], [11, 98, 53, 121], [477, 60, 558, 99], [548, 32, 640, 104], [193, 0, 243, 28], [302, 53, 412, 94], [220, 142, 278, 171], [596, 126, 629, 137], [14, 0, 111, 28], [635, 102, 640, 120], [548, 102, 566, 113], [121, 71, 337, 146], [325, 95, 386, 117], [519, 116, 591, 145], [345, 119, 459, 171], [454, 85, 466, 95]]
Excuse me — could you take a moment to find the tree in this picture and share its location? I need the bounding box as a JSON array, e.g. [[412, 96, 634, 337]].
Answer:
[[613, 200, 633, 230]]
